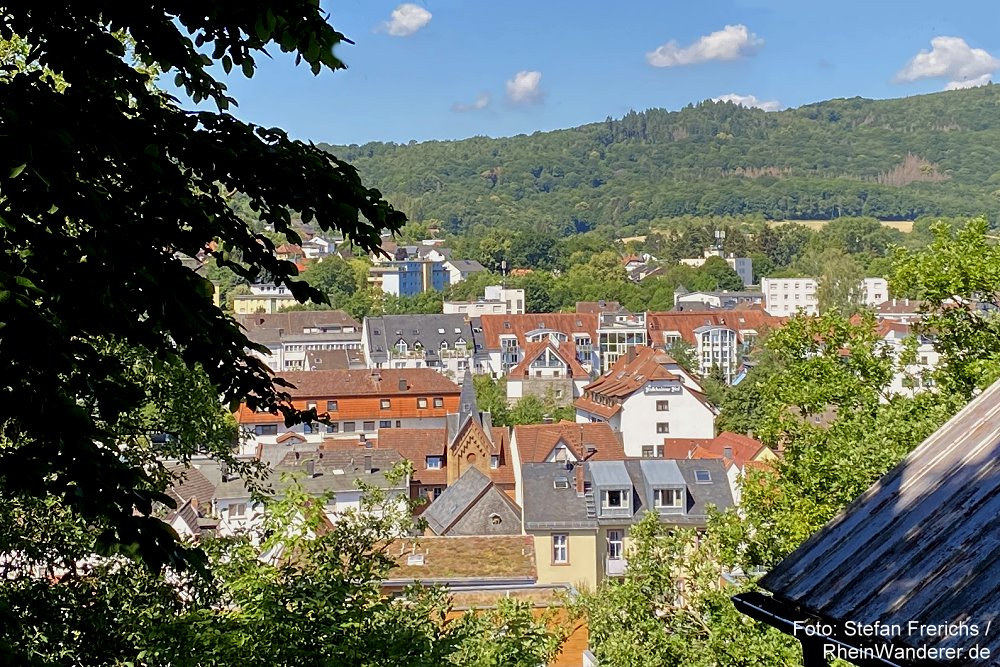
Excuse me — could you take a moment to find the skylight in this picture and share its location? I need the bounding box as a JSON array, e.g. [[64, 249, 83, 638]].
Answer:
[[694, 470, 712, 483]]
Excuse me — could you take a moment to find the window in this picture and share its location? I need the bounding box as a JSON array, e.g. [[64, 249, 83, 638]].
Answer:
[[602, 489, 628, 509], [363, 421, 375, 432], [656, 400, 670, 412], [228, 502, 247, 519], [379, 420, 392, 429], [395, 420, 401, 428], [417, 397, 428, 409], [306, 401, 317, 410], [426, 456, 443, 469], [607, 529, 624, 560], [303, 422, 314, 434], [490, 455, 500, 469], [327, 400, 338, 412], [553, 477, 570, 489], [343, 422, 356, 433], [440, 340, 448, 350], [254, 424, 278, 436], [433, 397, 444, 408], [326, 423, 338, 434], [380, 399, 391, 409], [654, 488, 684, 509], [552, 534, 568, 564], [641, 444, 664, 458], [694, 470, 712, 484], [656, 422, 670, 434]]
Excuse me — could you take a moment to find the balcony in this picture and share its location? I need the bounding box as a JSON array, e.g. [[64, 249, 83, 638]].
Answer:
[[605, 558, 628, 577]]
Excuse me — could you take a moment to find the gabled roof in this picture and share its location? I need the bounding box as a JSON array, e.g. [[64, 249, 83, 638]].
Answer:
[[479, 313, 598, 350], [269, 369, 462, 398], [580, 346, 678, 400], [421, 467, 512, 535], [370, 429, 448, 486], [743, 377, 1000, 663], [165, 463, 218, 512], [661, 432, 770, 468], [513, 422, 626, 464], [446, 259, 486, 273], [508, 338, 588, 378], [647, 310, 783, 346]]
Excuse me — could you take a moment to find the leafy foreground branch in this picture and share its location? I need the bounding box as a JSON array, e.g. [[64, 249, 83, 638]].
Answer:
[[0, 472, 567, 666]]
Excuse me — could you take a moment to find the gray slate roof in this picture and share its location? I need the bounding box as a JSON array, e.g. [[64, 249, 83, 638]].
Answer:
[[522, 459, 733, 530], [754, 378, 1000, 663], [422, 467, 491, 535], [365, 314, 479, 364]]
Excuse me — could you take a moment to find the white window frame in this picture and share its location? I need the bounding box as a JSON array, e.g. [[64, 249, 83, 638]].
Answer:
[[552, 534, 568, 564], [654, 488, 684, 509]]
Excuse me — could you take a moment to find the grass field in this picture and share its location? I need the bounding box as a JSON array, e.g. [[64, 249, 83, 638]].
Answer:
[[767, 219, 914, 233]]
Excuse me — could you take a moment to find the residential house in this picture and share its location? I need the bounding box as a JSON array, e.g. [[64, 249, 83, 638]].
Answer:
[[596, 310, 648, 372], [237, 310, 363, 372], [479, 313, 600, 377], [859, 277, 889, 307], [509, 421, 627, 505], [673, 286, 765, 311], [661, 431, 776, 504], [370, 260, 450, 297], [213, 449, 408, 536], [878, 319, 939, 397], [443, 285, 526, 317], [505, 337, 591, 407], [421, 467, 522, 536], [733, 376, 1000, 665], [300, 234, 336, 259], [233, 283, 299, 314], [442, 258, 488, 285], [352, 376, 515, 504], [274, 243, 304, 262], [647, 310, 783, 384], [680, 250, 754, 286], [574, 347, 717, 457], [521, 458, 733, 589], [876, 298, 923, 323], [761, 277, 819, 316], [234, 369, 462, 453], [362, 313, 487, 378]]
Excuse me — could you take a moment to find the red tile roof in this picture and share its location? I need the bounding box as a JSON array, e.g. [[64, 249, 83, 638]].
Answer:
[[508, 339, 589, 378], [273, 369, 461, 398], [368, 429, 448, 485], [479, 313, 598, 351], [646, 310, 784, 347], [662, 432, 768, 469], [512, 421, 627, 463], [580, 346, 678, 400]]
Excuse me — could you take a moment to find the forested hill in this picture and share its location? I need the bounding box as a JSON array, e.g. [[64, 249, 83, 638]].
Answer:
[[319, 86, 1000, 238]]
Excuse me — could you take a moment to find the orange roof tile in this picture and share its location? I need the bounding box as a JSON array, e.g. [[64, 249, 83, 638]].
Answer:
[[512, 422, 626, 463], [508, 338, 589, 378], [572, 396, 621, 419], [273, 369, 460, 398], [581, 346, 678, 400], [646, 310, 784, 347], [479, 313, 598, 351]]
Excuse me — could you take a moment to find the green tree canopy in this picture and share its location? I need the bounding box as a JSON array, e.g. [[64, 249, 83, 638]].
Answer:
[[0, 3, 404, 568]]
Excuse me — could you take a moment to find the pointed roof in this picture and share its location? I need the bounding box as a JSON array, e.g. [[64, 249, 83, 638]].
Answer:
[[449, 370, 485, 448]]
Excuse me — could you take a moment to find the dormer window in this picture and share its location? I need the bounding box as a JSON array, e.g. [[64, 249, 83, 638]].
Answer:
[[440, 341, 448, 350], [653, 488, 684, 510], [395, 340, 407, 354], [601, 489, 628, 510]]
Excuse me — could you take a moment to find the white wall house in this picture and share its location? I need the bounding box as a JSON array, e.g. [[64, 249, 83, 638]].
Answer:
[[860, 277, 889, 307], [680, 250, 754, 286], [574, 347, 717, 457], [879, 321, 940, 398], [762, 277, 819, 316], [506, 336, 592, 406], [443, 285, 525, 317]]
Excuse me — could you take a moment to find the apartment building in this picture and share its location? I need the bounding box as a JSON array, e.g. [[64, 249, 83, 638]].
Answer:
[[237, 310, 363, 372]]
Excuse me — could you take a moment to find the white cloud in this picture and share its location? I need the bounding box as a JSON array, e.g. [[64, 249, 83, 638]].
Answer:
[[646, 25, 763, 67], [713, 93, 780, 112], [380, 4, 432, 37], [505, 70, 544, 105], [896, 36, 999, 90], [452, 93, 491, 112]]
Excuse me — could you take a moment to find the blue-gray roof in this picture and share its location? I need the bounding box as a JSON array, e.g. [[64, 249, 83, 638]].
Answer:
[[589, 461, 632, 488], [639, 459, 685, 487], [422, 467, 491, 535]]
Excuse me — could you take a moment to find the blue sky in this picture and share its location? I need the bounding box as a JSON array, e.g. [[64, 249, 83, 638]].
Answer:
[[213, 0, 1000, 145]]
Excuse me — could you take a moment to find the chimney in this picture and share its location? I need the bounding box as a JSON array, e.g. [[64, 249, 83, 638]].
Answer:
[[399, 378, 407, 391], [626, 347, 638, 364], [575, 464, 585, 497], [723, 446, 733, 460], [363, 454, 373, 474], [305, 459, 316, 478]]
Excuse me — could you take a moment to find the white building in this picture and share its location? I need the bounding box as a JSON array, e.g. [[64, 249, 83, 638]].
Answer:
[[442, 259, 488, 285], [362, 313, 488, 378], [879, 320, 940, 398], [574, 347, 717, 457], [860, 277, 889, 307], [680, 250, 754, 287], [236, 310, 363, 372], [762, 277, 819, 316], [597, 311, 648, 372], [506, 336, 592, 406], [443, 285, 525, 317]]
